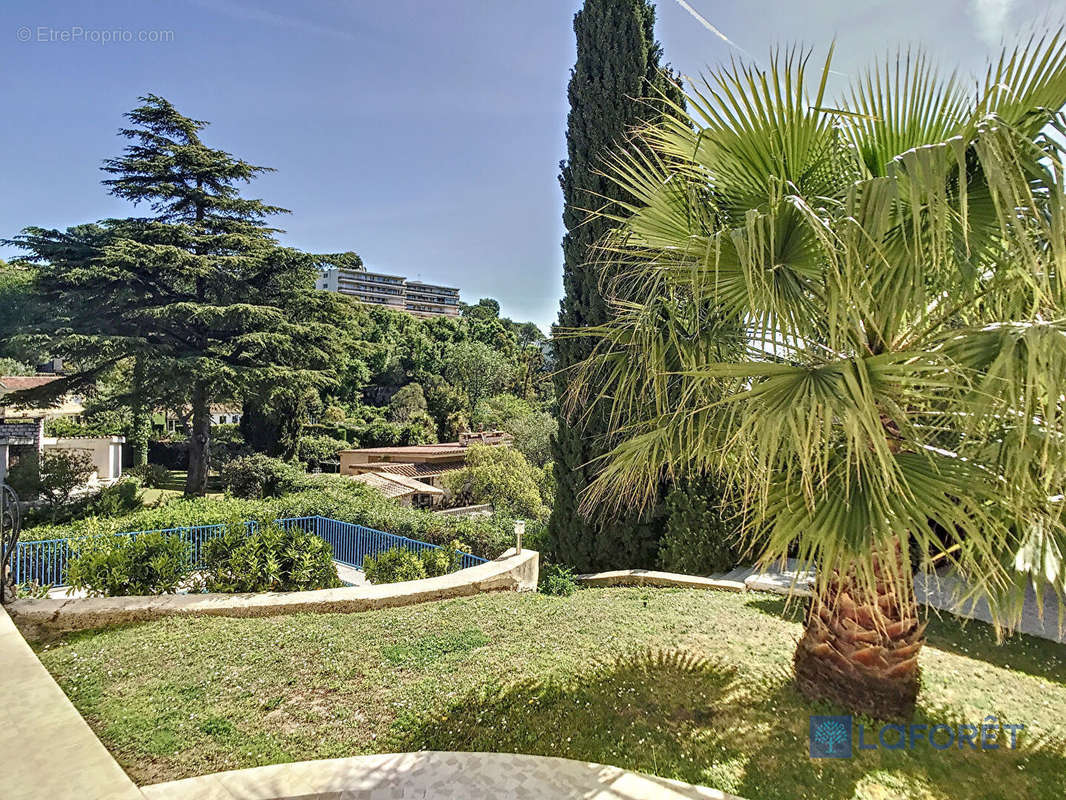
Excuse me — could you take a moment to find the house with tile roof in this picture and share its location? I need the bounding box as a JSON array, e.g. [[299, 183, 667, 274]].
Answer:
[[1, 376, 123, 487], [338, 430, 513, 506], [0, 375, 86, 419], [349, 471, 445, 508]]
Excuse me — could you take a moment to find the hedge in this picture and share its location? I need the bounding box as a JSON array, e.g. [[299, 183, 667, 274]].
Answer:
[[18, 474, 547, 560]]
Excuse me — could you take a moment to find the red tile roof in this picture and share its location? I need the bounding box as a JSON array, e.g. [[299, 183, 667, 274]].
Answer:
[[0, 376, 62, 392], [361, 462, 465, 479], [350, 471, 444, 497], [350, 472, 417, 498]]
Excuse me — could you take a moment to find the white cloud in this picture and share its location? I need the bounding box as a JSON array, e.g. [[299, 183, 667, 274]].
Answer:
[[971, 0, 1016, 47]]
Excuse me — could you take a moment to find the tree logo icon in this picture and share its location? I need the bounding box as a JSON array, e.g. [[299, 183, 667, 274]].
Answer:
[[810, 715, 853, 758]]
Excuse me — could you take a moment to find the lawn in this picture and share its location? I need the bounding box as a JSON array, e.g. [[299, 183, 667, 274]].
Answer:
[[34, 588, 1066, 799], [138, 470, 223, 506]]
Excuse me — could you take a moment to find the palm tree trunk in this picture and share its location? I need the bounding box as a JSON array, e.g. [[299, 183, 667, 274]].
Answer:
[[793, 539, 925, 721]]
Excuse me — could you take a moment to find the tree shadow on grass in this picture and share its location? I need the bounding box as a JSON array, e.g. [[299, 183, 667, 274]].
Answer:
[[391, 648, 1066, 800], [922, 611, 1066, 686], [742, 594, 804, 621], [390, 649, 739, 769]]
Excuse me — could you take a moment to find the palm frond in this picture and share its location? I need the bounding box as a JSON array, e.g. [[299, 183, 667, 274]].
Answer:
[[560, 32, 1066, 633]]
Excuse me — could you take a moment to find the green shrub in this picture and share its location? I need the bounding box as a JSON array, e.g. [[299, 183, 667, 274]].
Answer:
[[296, 435, 348, 470], [0, 357, 35, 376], [5, 450, 42, 498], [211, 424, 244, 445], [125, 463, 171, 489], [656, 477, 740, 576], [15, 581, 52, 599], [322, 405, 348, 423], [220, 454, 303, 499], [304, 422, 351, 442], [41, 449, 97, 506], [201, 520, 342, 593], [363, 547, 427, 584], [539, 563, 578, 596], [209, 424, 250, 470], [44, 417, 115, 438], [22, 477, 143, 528], [8, 449, 97, 522], [420, 548, 450, 577], [67, 531, 190, 597], [7, 448, 96, 506], [85, 479, 143, 517], [440, 444, 550, 519], [346, 417, 436, 448], [419, 540, 463, 577]]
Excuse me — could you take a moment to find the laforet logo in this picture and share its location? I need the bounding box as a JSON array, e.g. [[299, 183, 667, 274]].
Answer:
[[809, 715, 1025, 758], [810, 715, 853, 758]]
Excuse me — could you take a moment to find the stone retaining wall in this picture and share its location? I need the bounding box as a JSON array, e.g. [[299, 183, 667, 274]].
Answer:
[[433, 503, 494, 517], [9, 548, 539, 640], [576, 569, 746, 592]]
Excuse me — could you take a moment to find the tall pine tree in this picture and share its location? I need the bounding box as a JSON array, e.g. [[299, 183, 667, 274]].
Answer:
[[550, 0, 682, 570], [11, 96, 341, 496]]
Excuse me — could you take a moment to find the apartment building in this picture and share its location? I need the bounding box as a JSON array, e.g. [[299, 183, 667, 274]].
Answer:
[[316, 266, 460, 318], [405, 281, 460, 318]]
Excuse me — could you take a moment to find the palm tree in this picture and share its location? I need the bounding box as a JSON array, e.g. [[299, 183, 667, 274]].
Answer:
[[562, 35, 1066, 720]]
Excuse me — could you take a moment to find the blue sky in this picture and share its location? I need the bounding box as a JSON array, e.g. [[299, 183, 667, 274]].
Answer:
[[0, 0, 1056, 329]]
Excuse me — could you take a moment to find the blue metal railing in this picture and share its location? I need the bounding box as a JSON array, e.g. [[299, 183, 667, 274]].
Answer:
[[13, 514, 486, 588], [13, 521, 233, 588], [313, 516, 485, 571]]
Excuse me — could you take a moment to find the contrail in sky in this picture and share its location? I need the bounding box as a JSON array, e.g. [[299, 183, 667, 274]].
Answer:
[[672, 0, 849, 77], [672, 0, 753, 58]]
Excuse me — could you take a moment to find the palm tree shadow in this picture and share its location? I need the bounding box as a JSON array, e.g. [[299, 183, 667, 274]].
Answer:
[[395, 649, 739, 756], [392, 647, 1066, 800], [392, 649, 850, 799]]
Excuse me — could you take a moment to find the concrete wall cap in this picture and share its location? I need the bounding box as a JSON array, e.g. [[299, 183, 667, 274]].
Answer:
[[575, 569, 747, 593], [140, 751, 745, 800]]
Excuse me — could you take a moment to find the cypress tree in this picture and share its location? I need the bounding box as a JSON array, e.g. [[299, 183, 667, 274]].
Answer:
[[11, 96, 340, 496], [550, 0, 682, 570]]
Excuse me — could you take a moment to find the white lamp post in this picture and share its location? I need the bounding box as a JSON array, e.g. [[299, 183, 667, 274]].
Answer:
[[514, 519, 526, 553]]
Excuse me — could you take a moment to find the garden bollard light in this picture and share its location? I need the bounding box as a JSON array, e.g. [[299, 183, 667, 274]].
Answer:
[[514, 519, 525, 553]]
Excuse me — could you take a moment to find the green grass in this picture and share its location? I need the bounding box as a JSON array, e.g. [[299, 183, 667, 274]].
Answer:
[[34, 589, 1066, 798], [139, 470, 223, 506]]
